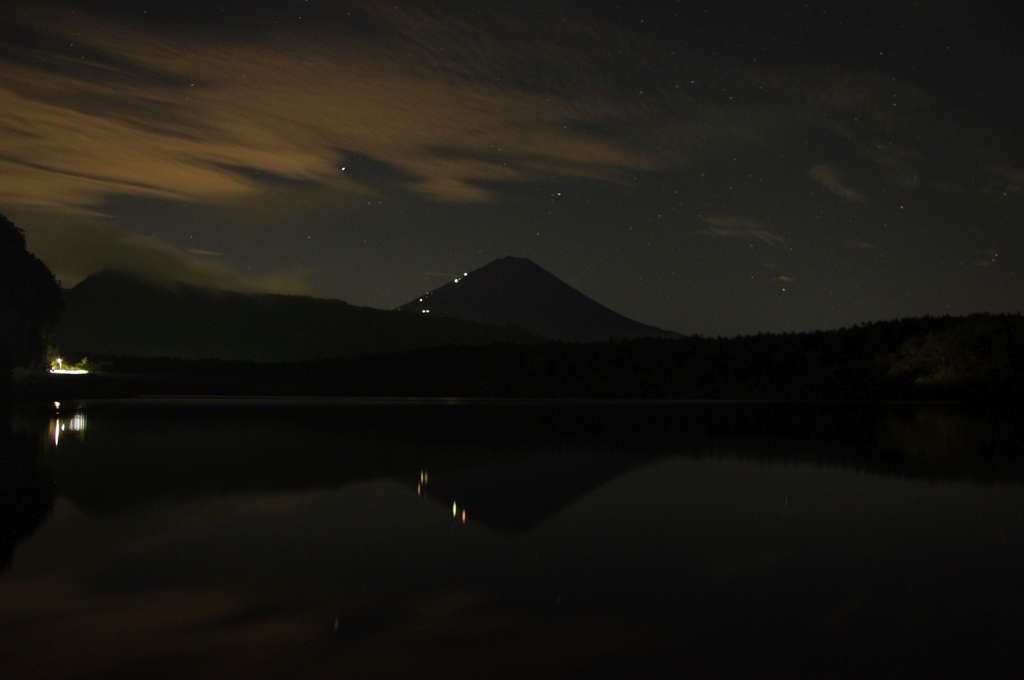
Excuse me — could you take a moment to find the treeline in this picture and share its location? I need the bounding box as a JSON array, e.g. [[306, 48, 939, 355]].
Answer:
[[1, 215, 62, 401], [30, 313, 1024, 401]]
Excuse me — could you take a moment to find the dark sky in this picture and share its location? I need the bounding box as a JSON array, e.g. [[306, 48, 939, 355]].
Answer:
[[2, 0, 1023, 336]]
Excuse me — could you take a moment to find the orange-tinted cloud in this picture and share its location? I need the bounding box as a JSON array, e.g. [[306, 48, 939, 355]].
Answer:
[[0, 4, 659, 212], [980, 157, 1024, 197], [698, 215, 784, 245], [24, 218, 319, 294], [809, 164, 865, 202]]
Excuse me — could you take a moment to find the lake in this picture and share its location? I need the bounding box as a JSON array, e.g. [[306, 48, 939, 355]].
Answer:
[[2, 399, 1023, 679]]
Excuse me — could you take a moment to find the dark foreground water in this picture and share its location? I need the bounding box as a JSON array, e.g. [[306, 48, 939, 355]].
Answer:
[[2, 399, 1024, 679]]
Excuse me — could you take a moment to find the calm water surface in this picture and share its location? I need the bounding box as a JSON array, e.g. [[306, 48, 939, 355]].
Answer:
[[2, 399, 1023, 679]]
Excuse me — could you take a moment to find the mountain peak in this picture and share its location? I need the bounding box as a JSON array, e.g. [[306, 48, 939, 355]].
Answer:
[[397, 257, 679, 342]]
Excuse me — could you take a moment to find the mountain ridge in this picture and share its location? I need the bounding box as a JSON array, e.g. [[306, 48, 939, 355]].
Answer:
[[55, 270, 543, 361]]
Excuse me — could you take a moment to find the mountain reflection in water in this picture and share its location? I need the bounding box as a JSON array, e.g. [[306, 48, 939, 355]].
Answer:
[[1, 399, 1023, 679]]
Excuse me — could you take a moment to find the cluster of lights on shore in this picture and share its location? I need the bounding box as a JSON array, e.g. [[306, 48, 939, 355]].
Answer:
[[420, 272, 469, 314], [48, 357, 90, 374]]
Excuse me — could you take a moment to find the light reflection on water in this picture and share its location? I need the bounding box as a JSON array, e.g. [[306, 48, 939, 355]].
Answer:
[[51, 414, 86, 446], [2, 399, 1024, 678]]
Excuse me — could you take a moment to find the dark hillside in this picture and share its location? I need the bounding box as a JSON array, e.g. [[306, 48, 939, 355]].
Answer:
[[55, 271, 542, 362]]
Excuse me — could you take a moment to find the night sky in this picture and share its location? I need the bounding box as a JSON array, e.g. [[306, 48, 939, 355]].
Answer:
[[2, 0, 1023, 337]]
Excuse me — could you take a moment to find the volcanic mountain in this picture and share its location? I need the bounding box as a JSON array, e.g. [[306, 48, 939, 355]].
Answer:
[[396, 256, 680, 342]]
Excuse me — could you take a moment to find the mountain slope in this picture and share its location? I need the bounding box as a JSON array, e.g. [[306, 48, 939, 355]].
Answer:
[[396, 256, 680, 342], [55, 271, 542, 361]]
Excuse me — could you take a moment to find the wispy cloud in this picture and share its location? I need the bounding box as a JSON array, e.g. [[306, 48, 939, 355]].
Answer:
[[0, 4, 660, 212], [809, 164, 865, 202], [980, 156, 1024, 197], [24, 218, 318, 294], [698, 215, 784, 245]]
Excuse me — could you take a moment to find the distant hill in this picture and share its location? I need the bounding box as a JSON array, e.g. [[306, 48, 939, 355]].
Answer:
[[396, 256, 680, 342], [54, 271, 543, 361]]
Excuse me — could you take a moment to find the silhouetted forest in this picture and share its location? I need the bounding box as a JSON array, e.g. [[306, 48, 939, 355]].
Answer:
[[25, 312, 1024, 401], [1, 214, 63, 395]]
